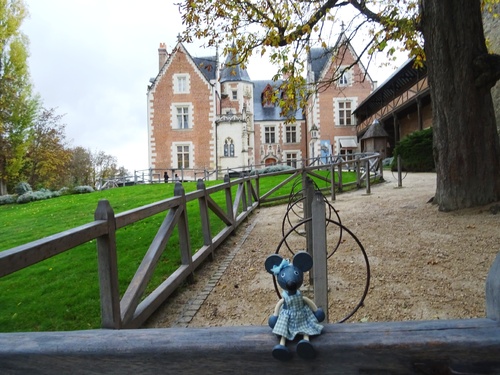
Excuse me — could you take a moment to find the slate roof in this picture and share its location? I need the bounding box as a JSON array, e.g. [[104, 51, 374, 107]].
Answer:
[[220, 50, 251, 83], [253, 80, 305, 122], [309, 47, 336, 82], [193, 56, 218, 82]]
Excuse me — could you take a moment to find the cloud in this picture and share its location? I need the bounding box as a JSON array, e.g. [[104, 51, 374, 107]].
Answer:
[[23, 0, 188, 172], [22, 0, 402, 174]]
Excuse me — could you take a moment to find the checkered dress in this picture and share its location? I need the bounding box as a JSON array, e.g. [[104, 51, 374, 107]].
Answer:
[[272, 290, 323, 340]]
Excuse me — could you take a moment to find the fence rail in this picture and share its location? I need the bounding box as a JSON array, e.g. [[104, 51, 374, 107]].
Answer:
[[1, 153, 500, 373], [0, 155, 383, 330]]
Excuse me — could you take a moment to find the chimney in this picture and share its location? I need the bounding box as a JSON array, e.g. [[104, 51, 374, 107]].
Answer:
[[158, 43, 167, 71]]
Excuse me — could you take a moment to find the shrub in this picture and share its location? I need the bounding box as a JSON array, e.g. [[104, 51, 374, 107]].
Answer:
[[250, 165, 294, 175], [0, 195, 16, 205], [17, 191, 35, 204], [73, 185, 95, 194], [391, 128, 434, 172], [58, 187, 71, 196], [16, 189, 59, 204], [14, 182, 32, 196]]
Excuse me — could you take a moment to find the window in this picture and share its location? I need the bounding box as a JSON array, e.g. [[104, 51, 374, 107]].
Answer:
[[224, 138, 235, 157], [176, 106, 190, 129], [338, 101, 352, 126], [264, 126, 276, 144], [286, 153, 297, 168], [232, 90, 237, 100], [338, 68, 350, 86], [176, 145, 190, 168], [174, 74, 189, 94], [285, 125, 297, 143]]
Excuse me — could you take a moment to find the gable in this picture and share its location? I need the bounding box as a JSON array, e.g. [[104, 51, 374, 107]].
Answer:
[[148, 43, 216, 94], [309, 34, 372, 85]]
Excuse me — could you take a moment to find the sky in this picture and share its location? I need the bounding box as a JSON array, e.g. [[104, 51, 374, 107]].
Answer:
[[22, 1, 402, 173]]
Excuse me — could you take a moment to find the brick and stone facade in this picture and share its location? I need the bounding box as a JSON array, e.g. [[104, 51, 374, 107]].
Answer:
[[147, 38, 374, 178]]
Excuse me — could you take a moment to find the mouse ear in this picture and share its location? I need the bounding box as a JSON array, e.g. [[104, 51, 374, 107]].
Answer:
[[265, 254, 283, 274], [293, 251, 313, 272]]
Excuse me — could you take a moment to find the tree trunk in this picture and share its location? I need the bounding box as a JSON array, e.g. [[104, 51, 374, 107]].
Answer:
[[421, 0, 500, 211]]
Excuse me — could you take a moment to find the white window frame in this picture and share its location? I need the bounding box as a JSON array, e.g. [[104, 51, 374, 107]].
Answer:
[[173, 74, 190, 94], [334, 98, 357, 126], [285, 125, 297, 143], [232, 90, 238, 100], [172, 103, 192, 129], [285, 152, 298, 168], [338, 67, 351, 87], [173, 143, 192, 169], [264, 126, 276, 144]]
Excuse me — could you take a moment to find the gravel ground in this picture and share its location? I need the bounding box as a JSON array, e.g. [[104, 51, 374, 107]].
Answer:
[[145, 172, 500, 329]]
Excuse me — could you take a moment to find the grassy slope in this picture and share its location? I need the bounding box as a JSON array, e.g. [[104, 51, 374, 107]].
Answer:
[[0, 171, 355, 332]]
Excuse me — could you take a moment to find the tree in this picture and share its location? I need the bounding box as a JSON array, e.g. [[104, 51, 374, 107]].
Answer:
[[23, 107, 72, 189], [177, 0, 500, 211], [90, 150, 117, 187], [67, 146, 93, 187], [0, 0, 37, 195]]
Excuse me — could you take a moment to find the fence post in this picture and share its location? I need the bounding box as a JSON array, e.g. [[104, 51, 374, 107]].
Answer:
[[255, 171, 260, 203], [379, 155, 384, 181], [197, 179, 214, 261], [356, 156, 361, 188], [330, 163, 336, 201], [94, 200, 121, 329], [175, 183, 194, 283], [302, 175, 315, 284], [312, 191, 328, 322], [224, 174, 235, 224], [337, 163, 343, 192], [365, 159, 371, 195], [397, 155, 403, 188]]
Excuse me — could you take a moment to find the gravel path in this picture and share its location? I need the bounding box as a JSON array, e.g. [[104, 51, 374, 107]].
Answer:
[[145, 172, 500, 328]]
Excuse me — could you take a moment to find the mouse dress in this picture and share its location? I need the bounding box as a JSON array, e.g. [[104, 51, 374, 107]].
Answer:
[[272, 290, 323, 340]]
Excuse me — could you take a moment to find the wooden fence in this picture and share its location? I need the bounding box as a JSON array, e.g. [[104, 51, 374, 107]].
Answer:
[[8, 155, 500, 372]]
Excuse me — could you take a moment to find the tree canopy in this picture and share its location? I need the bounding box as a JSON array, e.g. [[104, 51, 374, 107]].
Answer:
[[177, 0, 500, 211], [0, 0, 37, 195]]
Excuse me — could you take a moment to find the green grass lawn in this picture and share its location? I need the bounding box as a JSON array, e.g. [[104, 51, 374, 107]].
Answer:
[[0, 171, 356, 332]]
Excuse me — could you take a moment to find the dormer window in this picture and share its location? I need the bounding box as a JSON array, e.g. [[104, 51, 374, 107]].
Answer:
[[261, 84, 274, 108]]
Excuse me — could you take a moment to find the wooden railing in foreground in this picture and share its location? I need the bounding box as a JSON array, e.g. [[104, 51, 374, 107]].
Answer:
[[0, 250, 499, 374]]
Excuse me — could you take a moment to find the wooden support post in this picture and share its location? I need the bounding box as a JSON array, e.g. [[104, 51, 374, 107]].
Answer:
[[302, 175, 315, 284], [94, 200, 121, 329], [312, 191, 328, 322], [224, 174, 234, 224], [397, 155, 403, 188], [379, 155, 384, 181], [246, 179, 253, 207], [174, 183, 194, 283], [330, 163, 336, 201], [365, 159, 371, 195], [337, 163, 343, 192], [486, 250, 500, 321], [356, 156, 361, 188], [197, 179, 214, 261]]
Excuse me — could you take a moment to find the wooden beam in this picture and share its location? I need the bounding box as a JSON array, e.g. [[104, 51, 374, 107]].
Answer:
[[1, 320, 499, 374]]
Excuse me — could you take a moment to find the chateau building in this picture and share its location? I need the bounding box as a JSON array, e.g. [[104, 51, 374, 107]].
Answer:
[[147, 36, 374, 180]]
